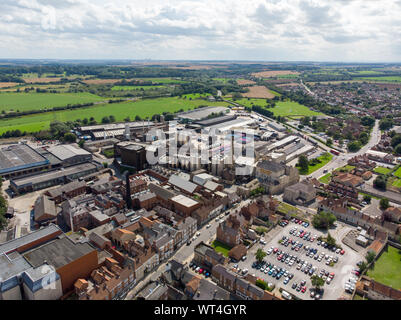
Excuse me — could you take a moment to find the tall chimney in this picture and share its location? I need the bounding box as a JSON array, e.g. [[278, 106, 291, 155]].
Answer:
[[125, 172, 132, 209]]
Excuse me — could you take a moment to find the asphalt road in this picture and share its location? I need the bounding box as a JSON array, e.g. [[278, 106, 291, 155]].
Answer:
[[308, 120, 381, 180]]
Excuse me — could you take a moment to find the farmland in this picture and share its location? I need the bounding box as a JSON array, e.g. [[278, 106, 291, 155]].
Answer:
[[242, 86, 275, 99], [0, 92, 106, 112], [227, 98, 323, 117], [251, 70, 300, 78], [0, 97, 229, 134], [111, 85, 166, 91], [357, 76, 401, 83]]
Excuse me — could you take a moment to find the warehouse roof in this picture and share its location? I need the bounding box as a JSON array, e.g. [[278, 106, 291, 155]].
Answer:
[[23, 236, 95, 269], [48, 144, 91, 161], [169, 174, 198, 194], [0, 144, 49, 174], [177, 106, 228, 121], [171, 194, 199, 208]]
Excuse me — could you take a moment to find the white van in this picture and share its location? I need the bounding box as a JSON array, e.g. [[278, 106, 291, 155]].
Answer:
[[281, 290, 292, 300]]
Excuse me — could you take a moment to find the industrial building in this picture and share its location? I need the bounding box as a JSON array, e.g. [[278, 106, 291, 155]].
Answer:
[[177, 106, 229, 122], [10, 163, 98, 194], [0, 144, 52, 179], [114, 141, 148, 171], [47, 144, 92, 167]]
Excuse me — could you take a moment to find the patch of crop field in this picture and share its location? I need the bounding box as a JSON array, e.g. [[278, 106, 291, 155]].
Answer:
[[356, 76, 401, 83], [23, 77, 63, 84], [251, 70, 300, 78], [242, 86, 275, 99], [276, 74, 300, 79], [111, 85, 166, 91], [135, 78, 187, 84], [237, 79, 256, 85], [0, 82, 19, 88], [83, 79, 125, 85], [0, 97, 230, 134], [349, 70, 385, 75], [272, 101, 323, 117], [0, 92, 106, 113]]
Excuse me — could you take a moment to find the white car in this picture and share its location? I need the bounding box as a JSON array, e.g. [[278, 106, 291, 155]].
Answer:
[[215, 217, 220, 221], [206, 224, 211, 228], [196, 232, 201, 236]]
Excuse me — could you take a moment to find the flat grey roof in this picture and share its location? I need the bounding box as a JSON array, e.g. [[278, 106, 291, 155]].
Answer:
[[11, 163, 97, 187], [0, 224, 61, 255], [0, 144, 49, 174], [23, 236, 95, 269], [48, 144, 91, 161], [80, 121, 155, 132], [177, 106, 228, 121], [0, 251, 31, 281]]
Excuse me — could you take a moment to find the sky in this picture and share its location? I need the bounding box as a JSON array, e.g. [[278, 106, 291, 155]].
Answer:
[[1, 0, 401, 62]]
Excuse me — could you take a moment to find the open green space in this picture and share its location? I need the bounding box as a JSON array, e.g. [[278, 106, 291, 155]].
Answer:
[[181, 93, 212, 99], [111, 85, 166, 91], [211, 240, 231, 257], [366, 246, 401, 290], [0, 92, 106, 112], [319, 173, 332, 184], [335, 165, 355, 173], [298, 152, 333, 175], [391, 178, 401, 188], [137, 78, 187, 84], [392, 166, 401, 178], [374, 166, 392, 175], [0, 97, 229, 134]]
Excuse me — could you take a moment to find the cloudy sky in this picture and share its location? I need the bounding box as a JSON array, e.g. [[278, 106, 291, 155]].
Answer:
[[1, 0, 401, 62]]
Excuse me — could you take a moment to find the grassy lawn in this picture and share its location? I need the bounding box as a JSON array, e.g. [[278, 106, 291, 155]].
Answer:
[[393, 166, 401, 178], [298, 152, 333, 175], [319, 173, 332, 184], [358, 192, 382, 200], [335, 165, 355, 173], [374, 166, 393, 175], [181, 93, 212, 99], [0, 97, 230, 134], [367, 246, 401, 290], [211, 240, 232, 257], [391, 178, 401, 188], [277, 201, 300, 215], [0, 92, 106, 113]]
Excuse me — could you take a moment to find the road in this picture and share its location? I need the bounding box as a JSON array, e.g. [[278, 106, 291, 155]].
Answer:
[[300, 80, 315, 96], [308, 120, 381, 180]]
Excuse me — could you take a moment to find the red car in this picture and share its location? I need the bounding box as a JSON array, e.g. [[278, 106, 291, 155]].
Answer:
[[199, 268, 203, 274], [273, 248, 278, 253], [298, 220, 303, 225], [301, 286, 306, 293], [340, 250, 345, 255]]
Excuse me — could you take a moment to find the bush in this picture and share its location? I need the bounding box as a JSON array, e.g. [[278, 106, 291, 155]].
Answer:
[[312, 211, 336, 229]]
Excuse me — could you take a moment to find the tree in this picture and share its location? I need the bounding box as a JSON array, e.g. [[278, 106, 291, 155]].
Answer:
[[102, 116, 110, 124], [391, 134, 401, 148], [255, 248, 267, 263], [135, 115, 142, 121], [395, 144, 401, 155], [63, 132, 76, 143], [326, 233, 336, 247], [363, 195, 371, 204], [366, 251, 376, 264], [298, 155, 309, 173], [373, 176, 387, 190], [312, 211, 337, 229], [311, 275, 325, 291], [359, 261, 368, 273], [326, 138, 333, 147], [379, 198, 389, 210], [348, 141, 361, 152]]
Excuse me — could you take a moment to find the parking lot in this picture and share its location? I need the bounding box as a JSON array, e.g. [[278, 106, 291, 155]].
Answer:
[[229, 219, 364, 300]]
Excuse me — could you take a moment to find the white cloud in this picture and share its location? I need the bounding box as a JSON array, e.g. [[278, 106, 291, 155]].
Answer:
[[0, 0, 400, 61]]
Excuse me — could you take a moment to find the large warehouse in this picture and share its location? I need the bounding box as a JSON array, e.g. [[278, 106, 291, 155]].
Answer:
[[47, 145, 92, 167], [0, 144, 51, 179]]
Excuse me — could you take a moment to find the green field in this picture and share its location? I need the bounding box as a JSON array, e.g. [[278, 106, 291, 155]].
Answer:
[[374, 166, 392, 175], [391, 178, 401, 188], [137, 78, 187, 84], [367, 246, 401, 290], [335, 165, 355, 173], [0, 92, 106, 112], [0, 97, 229, 134], [211, 240, 231, 257], [319, 173, 332, 184], [228, 98, 322, 117], [357, 76, 401, 83], [393, 166, 401, 178], [298, 153, 333, 175], [111, 85, 166, 91]]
